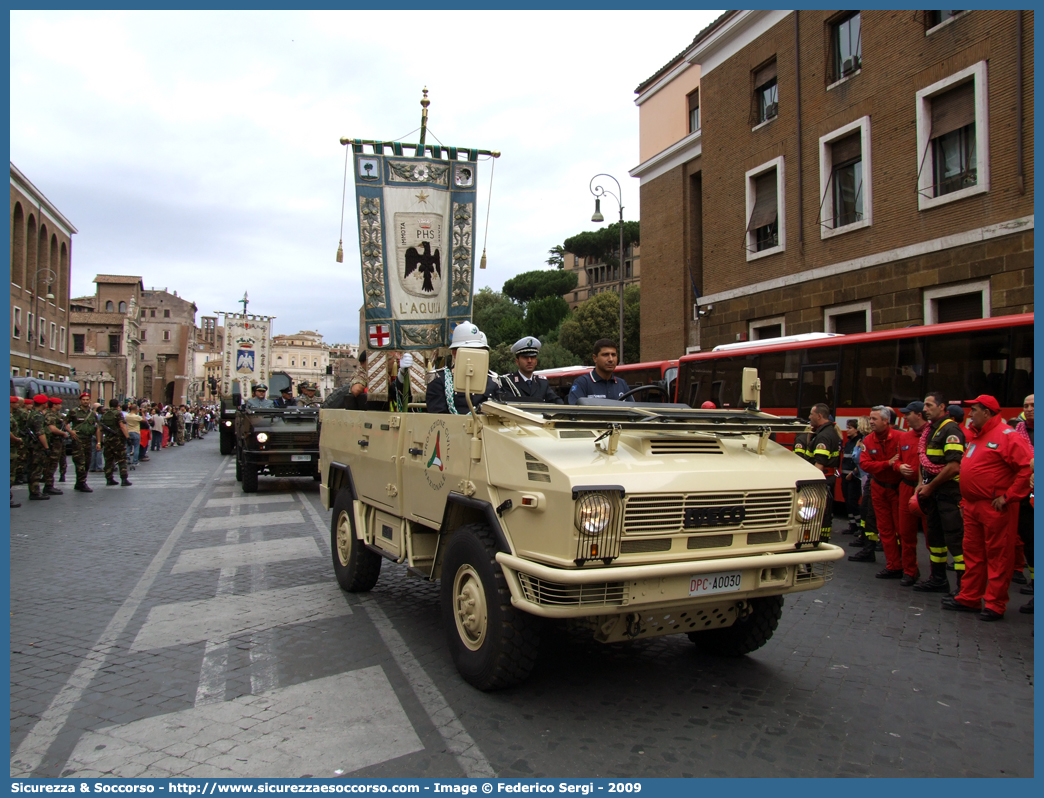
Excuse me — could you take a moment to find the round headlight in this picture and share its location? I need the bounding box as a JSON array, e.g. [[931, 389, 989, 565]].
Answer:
[[224, 420, 232, 427], [256, 432, 269, 443], [576, 493, 612, 535], [795, 493, 818, 523]]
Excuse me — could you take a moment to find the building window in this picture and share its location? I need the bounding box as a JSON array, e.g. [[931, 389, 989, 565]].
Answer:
[[163, 330, 171, 341], [164, 309, 170, 318], [150, 309, 156, 317], [924, 281, 989, 324], [687, 88, 700, 134], [59, 326, 65, 353], [12, 307, 21, 339], [745, 156, 785, 260], [750, 317, 786, 340], [825, 301, 871, 334], [109, 334, 120, 354], [39, 317, 47, 346], [916, 61, 988, 210], [116, 301, 126, 314], [73, 334, 85, 353], [105, 300, 114, 312], [925, 10, 966, 33], [11, 368, 18, 377], [818, 116, 872, 238], [140, 309, 146, 318], [291, 359, 296, 367], [831, 12, 861, 83], [752, 60, 778, 126], [50, 322, 57, 350], [140, 329, 147, 341], [27, 313, 33, 342]]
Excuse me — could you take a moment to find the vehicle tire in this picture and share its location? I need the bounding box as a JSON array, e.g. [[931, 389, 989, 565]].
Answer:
[[687, 595, 784, 656], [330, 489, 381, 592], [241, 463, 259, 493], [235, 451, 242, 482], [440, 523, 540, 691], [322, 383, 356, 410], [219, 428, 234, 456]]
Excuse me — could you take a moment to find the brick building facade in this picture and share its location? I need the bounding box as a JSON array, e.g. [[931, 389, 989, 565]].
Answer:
[[138, 288, 197, 405], [560, 246, 641, 310], [631, 10, 1033, 360], [10, 163, 76, 381], [68, 276, 142, 401]]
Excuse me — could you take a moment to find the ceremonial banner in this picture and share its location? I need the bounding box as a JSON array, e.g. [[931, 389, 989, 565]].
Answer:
[[221, 313, 273, 396], [353, 147, 478, 350]]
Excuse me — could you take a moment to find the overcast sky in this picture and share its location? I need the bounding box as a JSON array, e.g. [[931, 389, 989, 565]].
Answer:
[[11, 9, 722, 345]]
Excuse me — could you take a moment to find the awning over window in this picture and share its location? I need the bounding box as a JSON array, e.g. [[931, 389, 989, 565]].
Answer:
[[747, 170, 778, 231], [931, 81, 975, 138]]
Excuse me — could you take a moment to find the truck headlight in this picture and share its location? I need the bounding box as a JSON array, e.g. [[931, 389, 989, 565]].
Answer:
[[256, 432, 268, 443], [224, 420, 232, 427], [794, 480, 828, 548], [576, 493, 612, 535]]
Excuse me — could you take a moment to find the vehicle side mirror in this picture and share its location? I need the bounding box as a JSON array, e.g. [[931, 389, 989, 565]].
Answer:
[[741, 367, 761, 411], [453, 347, 489, 397]]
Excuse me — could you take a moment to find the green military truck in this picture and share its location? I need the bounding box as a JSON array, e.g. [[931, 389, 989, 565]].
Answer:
[[318, 354, 844, 690], [234, 372, 320, 493]]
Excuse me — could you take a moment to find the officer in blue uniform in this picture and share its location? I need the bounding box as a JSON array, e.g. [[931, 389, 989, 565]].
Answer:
[[499, 337, 563, 404], [568, 338, 632, 405]]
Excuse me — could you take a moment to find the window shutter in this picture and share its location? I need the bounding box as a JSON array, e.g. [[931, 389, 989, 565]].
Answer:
[[936, 292, 983, 323], [831, 132, 862, 164], [754, 59, 777, 88], [688, 89, 699, 112], [832, 311, 867, 334], [747, 170, 779, 230], [931, 81, 975, 138]]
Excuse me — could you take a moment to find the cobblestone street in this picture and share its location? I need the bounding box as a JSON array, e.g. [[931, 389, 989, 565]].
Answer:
[[9, 437, 1035, 778]]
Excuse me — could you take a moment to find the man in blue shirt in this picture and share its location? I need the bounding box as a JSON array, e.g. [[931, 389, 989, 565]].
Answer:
[[568, 339, 632, 405]]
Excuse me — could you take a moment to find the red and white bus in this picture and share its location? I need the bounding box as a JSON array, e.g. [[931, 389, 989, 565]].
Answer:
[[537, 360, 680, 403], [676, 313, 1034, 424]]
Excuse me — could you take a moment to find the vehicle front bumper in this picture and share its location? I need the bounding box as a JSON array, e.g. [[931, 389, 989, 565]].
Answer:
[[495, 544, 844, 619]]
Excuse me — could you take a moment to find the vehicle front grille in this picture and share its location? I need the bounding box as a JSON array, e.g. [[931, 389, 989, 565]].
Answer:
[[795, 561, 834, 584], [687, 534, 734, 549], [620, 538, 672, 554], [517, 574, 625, 607], [265, 432, 318, 447], [624, 490, 793, 536]]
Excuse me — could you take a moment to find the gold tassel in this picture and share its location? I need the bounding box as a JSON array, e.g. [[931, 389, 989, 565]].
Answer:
[[336, 239, 343, 263], [479, 248, 487, 269]]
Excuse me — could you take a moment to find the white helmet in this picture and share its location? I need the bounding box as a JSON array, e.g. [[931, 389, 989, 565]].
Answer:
[[449, 322, 487, 350]]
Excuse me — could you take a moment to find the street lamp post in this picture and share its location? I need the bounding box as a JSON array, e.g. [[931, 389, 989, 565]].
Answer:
[[589, 174, 626, 363]]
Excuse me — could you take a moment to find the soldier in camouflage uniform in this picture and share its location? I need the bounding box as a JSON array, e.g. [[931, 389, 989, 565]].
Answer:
[[25, 395, 53, 500], [296, 381, 323, 408], [99, 398, 132, 486], [175, 405, 186, 445], [48, 396, 70, 485], [66, 391, 100, 493], [10, 396, 25, 507], [41, 397, 68, 495]]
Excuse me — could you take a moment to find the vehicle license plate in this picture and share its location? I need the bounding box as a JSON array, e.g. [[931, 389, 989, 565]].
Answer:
[[291, 455, 311, 462], [689, 571, 743, 597]]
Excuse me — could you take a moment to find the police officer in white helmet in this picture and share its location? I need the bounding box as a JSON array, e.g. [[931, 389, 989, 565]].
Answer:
[[425, 323, 502, 414], [499, 337, 564, 404]]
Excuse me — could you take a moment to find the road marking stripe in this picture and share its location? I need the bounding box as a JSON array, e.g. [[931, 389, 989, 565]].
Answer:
[[293, 490, 495, 778], [130, 582, 352, 652], [205, 494, 295, 507], [10, 456, 231, 777], [191, 509, 303, 532], [172, 538, 320, 574]]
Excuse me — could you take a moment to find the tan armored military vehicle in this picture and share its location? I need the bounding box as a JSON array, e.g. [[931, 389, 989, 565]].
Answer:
[[319, 351, 844, 690]]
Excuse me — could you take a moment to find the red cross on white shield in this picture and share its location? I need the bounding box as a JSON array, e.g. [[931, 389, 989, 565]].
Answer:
[[368, 324, 391, 348]]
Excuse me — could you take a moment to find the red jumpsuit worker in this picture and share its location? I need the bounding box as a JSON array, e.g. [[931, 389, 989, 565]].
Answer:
[[858, 406, 904, 578], [893, 401, 928, 585], [942, 395, 1033, 620]]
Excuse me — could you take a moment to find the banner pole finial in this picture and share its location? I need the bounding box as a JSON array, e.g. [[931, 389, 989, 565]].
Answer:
[[417, 87, 429, 156]]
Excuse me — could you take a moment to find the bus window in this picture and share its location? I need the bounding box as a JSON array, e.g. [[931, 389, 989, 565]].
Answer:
[[841, 340, 922, 409], [682, 363, 713, 408], [926, 330, 1009, 406], [713, 357, 754, 408], [804, 346, 840, 366], [1009, 327, 1033, 406], [757, 352, 799, 409]]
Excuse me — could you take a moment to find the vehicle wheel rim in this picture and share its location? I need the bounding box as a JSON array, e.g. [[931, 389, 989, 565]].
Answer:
[[453, 564, 487, 651], [336, 511, 352, 567]]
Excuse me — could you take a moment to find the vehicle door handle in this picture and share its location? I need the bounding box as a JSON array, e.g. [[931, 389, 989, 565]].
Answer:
[[408, 447, 423, 456], [358, 439, 369, 447]]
